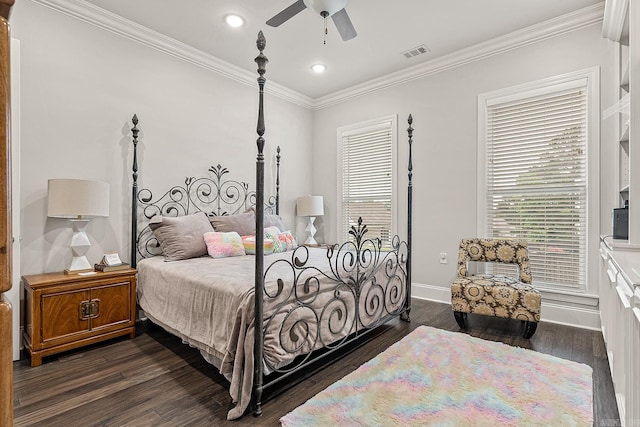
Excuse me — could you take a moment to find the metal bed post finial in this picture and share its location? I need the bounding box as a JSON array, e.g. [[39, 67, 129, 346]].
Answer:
[[255, 30, 268, 152], [253, 30, 267, 418], [402, 114, 413, 322], [131, 114, 140, 268]]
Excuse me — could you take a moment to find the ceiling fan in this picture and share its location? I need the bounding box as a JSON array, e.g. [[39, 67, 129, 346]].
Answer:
[[266, 0, 357, 42]]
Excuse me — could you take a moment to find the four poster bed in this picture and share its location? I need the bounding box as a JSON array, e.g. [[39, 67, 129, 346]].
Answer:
[[130, 31, 414, 420]]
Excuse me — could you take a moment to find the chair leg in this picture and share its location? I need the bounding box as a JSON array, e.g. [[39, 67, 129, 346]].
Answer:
[[522, 321, 537, 339], [453, 311, 467, 329]]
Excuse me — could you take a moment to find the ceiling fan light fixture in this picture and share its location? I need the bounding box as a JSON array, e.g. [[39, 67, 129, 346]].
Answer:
[[224, 14, 245, 28], [311, 63, 327, 73], [266, 0, 356, 42], [303, 0, 347, 16]]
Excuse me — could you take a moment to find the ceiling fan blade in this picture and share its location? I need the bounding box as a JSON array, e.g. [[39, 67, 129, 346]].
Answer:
[[331, 8, 357, 41], [266, 0, 307, 27]]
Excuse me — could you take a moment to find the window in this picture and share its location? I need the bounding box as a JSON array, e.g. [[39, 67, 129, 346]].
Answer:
[[338, 116, 397, 248], [478, 69, 598, 294]]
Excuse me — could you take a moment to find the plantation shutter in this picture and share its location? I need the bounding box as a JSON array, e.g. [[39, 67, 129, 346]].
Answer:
[[341, 123, 393, 247], [485, 82, 588, 292]]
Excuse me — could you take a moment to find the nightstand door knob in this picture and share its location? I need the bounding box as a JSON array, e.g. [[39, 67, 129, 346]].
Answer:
[[89, 299, 100, 317], [79, 299, 100, 319], [80, 301, 90, 320]]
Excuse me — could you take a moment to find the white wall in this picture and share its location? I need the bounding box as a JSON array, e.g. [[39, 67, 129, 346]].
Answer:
[[311, 24, 617, 328], [11, 0, 313, 278]]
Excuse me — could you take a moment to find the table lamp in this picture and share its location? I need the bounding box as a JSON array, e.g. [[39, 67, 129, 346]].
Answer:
[[297, 195, 324, 246], [47, 179, 110, 274]]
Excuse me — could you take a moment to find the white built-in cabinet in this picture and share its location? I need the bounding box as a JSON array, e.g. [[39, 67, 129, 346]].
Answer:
[[599, 238, 639, 425], [602, 1, 640, 425]]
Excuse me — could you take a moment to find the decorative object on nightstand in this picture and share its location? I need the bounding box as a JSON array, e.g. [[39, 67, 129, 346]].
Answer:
[[22, 268, 137, 366], [47, 178, 110, 274], [297, 195, 324, 246], [94, 251, 129, 272]]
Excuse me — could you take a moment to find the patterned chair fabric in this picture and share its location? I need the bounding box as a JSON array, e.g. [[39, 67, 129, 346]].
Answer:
[[451, 238, 541, 338]]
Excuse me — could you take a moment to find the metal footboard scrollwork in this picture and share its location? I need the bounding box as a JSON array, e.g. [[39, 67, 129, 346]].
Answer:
[[262, 218, 409, 379]]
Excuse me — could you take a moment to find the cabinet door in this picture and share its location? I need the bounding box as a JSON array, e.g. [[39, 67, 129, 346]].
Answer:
[[90, 281, 132, 331], [41, 289, 90, 343]]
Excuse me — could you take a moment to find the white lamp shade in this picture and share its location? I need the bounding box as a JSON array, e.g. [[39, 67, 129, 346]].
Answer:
[[297, 195, 324, 217], [47, 179, 110, 218]]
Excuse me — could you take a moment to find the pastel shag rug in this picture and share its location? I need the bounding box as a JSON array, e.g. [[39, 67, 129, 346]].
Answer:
[[280, 326, 593, 427]]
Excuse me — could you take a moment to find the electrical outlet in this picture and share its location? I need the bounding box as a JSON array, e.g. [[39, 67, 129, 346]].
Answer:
[[439, 252, 447, 264]]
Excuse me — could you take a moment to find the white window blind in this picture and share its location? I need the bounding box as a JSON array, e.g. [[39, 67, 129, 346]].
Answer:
[[484, 84, 588, 292], [340, 120, 395, 247]]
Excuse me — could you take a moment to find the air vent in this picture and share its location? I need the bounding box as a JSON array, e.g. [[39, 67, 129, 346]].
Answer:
[[402, 44, 430, 59]]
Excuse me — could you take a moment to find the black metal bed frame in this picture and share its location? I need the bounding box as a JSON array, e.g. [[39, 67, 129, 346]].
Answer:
[[129, 31, 414, 418]]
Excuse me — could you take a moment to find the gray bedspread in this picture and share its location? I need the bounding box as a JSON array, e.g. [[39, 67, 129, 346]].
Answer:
[[137, 247, 405, 419]]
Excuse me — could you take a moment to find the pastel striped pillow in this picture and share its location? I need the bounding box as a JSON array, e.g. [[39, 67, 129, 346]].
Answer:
[[266, 230, 297, 253], [242, 235, 275, 255], [264, 226, 281, 235], [203, 231, 245, 258]]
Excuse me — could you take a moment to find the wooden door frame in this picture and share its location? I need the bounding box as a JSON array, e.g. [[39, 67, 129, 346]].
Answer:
[[0, 1, 15, 425]]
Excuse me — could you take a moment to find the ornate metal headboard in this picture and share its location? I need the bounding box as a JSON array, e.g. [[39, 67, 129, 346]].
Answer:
[[129, 115, 281, 264]]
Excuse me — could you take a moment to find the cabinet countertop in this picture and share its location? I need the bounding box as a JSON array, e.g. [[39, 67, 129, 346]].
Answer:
[[23, 268, 137, 288], [601, 236, 640, 286]]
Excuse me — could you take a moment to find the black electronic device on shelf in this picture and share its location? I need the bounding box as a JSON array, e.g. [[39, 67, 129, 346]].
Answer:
[[613, 200, 629, 240]]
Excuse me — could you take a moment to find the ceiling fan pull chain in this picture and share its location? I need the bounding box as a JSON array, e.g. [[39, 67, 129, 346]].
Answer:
[[324, 20, 327, 44], [321, 10, 329, 44]]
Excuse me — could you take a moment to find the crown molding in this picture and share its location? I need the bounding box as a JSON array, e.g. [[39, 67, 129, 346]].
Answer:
[[601, 0, 628, 41], [31, 0, 604, 111], [314, 2, 605, 109], [31, 0, 315, 109]]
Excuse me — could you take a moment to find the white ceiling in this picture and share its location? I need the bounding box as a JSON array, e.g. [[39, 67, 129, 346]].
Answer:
[[81, 0, 603, 100]]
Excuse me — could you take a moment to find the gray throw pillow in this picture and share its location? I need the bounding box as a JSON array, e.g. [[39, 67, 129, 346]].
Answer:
[[149, 212, 213, 261], [244, 207, 287, 232], [210, 211, 256, 236]]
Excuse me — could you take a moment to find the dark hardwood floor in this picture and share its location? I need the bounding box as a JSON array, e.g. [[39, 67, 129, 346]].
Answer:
[[13, 299, 620, 426]]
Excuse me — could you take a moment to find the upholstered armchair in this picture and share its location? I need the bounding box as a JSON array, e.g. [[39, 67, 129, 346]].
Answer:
[[450, 238, 541, 338]]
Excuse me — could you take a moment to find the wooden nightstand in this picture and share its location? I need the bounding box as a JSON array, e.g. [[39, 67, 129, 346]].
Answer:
[[22, 268, 137, 367]]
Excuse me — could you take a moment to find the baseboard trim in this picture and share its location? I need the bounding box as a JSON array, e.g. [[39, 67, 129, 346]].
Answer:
[[411, 282, 601, 331]]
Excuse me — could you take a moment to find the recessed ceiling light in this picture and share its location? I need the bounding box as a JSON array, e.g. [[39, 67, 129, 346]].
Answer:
[[225, 14, 245, 28], [311, 64, 327, 73]]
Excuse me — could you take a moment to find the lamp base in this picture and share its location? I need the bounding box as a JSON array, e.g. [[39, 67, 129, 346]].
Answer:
[[304, 216, 318, 246], [64, 254, 94, 274], [304, 237, 319, 246], [65, 219, 94, 274]]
